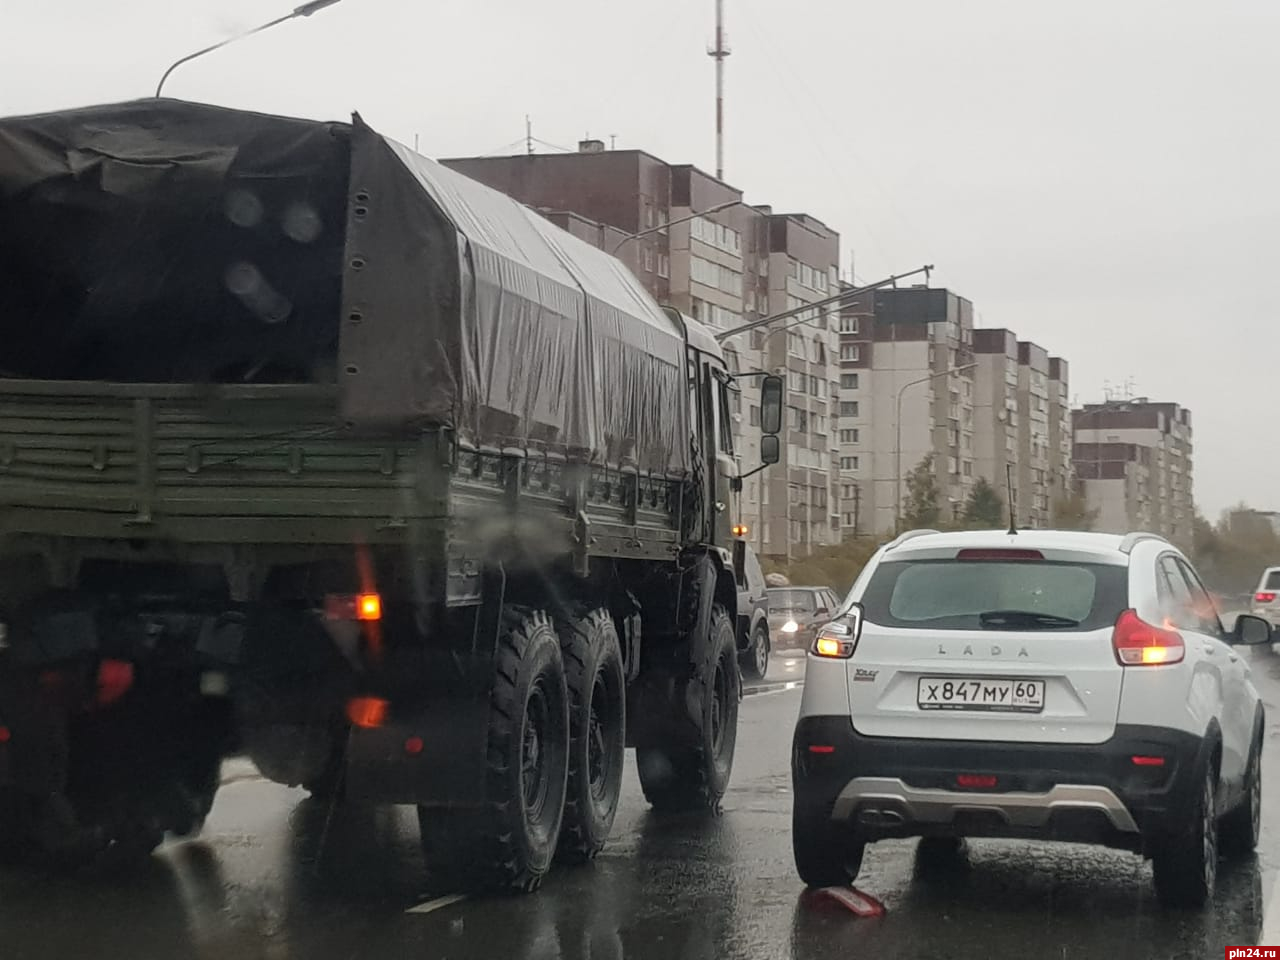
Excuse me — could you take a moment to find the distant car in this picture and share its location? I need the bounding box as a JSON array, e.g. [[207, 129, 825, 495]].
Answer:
[[767, 586, 840, 651], [736, 545, 771, 680], [1250, 567, 1280, 626], [792, 529, 1270, 909]]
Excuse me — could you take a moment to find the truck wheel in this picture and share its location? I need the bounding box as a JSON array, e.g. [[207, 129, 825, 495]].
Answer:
[[556, 608, 625, 864], [1152, 761, 1218, 908], [740, 624, 770, 681], [419, 608, 569, 894], [637, 604, 739, 812]]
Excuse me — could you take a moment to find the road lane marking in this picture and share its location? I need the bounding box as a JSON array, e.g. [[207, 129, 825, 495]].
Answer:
[[406, 894, 467, 915], [744, 680, 802, 698]]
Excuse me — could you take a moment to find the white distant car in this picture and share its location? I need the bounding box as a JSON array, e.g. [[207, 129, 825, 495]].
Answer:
[[792, 529, 1270, 909]]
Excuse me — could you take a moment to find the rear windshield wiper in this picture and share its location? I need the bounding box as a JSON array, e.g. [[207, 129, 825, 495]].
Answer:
[[978, 610, 1081, 629]]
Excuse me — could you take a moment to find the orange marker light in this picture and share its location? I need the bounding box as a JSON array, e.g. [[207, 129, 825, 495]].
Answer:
[[357, 593, 382, 621], [815, 637, 843, 658], [346, 696, 389, 729], [732, 524, 749, 538]]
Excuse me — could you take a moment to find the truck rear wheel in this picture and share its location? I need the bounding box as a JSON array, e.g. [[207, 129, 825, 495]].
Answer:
[[636, 604, 739, 812], [419, 607, 569, 894], [555, 608, 625, 864]]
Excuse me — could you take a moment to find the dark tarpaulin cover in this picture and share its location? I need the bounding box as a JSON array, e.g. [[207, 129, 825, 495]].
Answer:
[[0, 100, 690, 476]]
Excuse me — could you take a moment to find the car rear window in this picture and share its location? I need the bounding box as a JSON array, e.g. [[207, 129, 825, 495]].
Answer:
[[1264, 571, 1280, 591], [768, 589, 816, 614], [859, 558, 1129, 631]]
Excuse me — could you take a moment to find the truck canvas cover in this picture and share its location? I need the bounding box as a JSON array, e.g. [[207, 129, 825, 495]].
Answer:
[[0, 99, 689, 476]]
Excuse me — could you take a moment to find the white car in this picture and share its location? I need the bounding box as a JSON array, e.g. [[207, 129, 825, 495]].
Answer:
[[1251, 566, 1280, 628], [792, 529, 1270, 909]]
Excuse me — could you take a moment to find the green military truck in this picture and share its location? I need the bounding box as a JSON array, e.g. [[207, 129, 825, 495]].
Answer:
[[0, 100, 783, 891]]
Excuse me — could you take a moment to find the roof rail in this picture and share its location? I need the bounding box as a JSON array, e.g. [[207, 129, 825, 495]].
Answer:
[[884, 529, 942, 552], [1118, 532, 1171, 555]]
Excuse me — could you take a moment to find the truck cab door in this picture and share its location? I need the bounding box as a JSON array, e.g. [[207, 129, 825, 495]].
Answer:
[[710, 369, 738, 550]]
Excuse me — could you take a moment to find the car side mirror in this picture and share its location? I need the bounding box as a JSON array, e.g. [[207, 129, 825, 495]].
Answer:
[[760, 434, 780, 465], [1232, 613, 1272, 646], [760, 375, 783, 435]]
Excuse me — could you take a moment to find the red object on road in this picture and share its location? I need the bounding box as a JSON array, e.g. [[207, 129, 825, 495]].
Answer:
[[805, 886, 887, 917]]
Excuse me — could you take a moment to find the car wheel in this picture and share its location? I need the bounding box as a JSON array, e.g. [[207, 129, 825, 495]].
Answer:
[[793, 801, 864, 888], [740, 625, 770, 681], [1220, 729, 1262, 857], [1152, 761, 1218, 908]]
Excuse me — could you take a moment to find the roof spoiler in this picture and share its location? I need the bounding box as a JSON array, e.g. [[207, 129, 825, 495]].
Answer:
[[1118, 532, 1171, 554], [884, 529, 942, 552]]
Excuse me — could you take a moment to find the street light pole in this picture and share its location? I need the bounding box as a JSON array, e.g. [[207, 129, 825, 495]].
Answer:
[[155, 0, 344, 98], [894, 361, 978, 535], [610, 199, 743, 255]]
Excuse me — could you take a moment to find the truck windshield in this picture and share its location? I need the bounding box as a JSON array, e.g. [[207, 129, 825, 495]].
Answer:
[[859, 559, 1129, 631]]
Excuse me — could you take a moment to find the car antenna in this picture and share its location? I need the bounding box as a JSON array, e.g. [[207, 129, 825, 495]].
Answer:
[[1005, 463, 1018, 535]]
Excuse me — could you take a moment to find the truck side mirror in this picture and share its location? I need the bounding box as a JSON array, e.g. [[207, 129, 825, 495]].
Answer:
[[760, 435, 780, 465], [760, 375, 783, 435]]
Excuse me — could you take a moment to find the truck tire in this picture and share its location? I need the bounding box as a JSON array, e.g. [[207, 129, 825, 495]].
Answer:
[[636, 604, 739, 812], [418, 607, 569, 894], [556, 608, 625, 864]]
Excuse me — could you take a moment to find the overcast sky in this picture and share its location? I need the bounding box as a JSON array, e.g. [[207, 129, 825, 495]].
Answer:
[[2, 0, 1275, 517]]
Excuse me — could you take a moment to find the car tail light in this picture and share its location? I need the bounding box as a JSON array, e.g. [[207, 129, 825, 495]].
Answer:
[[807, 744, 836, 755], [404, 736, 425, 756], [810, 603, 863, 659], [955, 548, 1044, 561], [956, 774, 998, 789], [1131, 755, 1165, 767], [346, 696, 389, 729], [96, 659, 135, 706], [1255, 592, 1276, 604], [325, 593, 383, 622], [0, 726, 10, 744], [1112, 609, 1184, 666]]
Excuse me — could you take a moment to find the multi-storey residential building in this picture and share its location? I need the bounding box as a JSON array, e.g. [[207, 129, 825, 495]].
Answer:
[[1046, 357, 1073, 512], [840, 287, 975, 535], [835, 289, 873, 536], [1016, 341, 1051, 527], [972, 328, 1020, 512], [441, 144, 840, 562], [1072, 400, 1194, 544]]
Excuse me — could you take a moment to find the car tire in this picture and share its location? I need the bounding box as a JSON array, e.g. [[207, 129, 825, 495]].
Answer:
[[555, 608, 626, 864], [1220, 728, 1262, 858], [740, 625, 770, 681], [636, 605, 740, 812], [1151, 761, 1218, 909], [793, 802, 864, 887]]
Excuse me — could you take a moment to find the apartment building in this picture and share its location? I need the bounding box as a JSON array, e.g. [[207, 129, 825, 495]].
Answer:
[[836, 287, 975, 535], [1047, 357, 1073, 510], [1072, 400, 1194, 544], [1016, 341, 1051, 527], [972, 329, 1019, 513], [441, 144, 840, 562]]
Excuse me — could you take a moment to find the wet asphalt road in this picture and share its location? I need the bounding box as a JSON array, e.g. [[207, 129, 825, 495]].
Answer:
[[1, 648, 1277, 960]]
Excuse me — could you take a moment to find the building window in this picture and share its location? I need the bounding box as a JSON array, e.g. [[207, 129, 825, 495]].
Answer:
[[788, 332, 805, 357], [749, 405, 760, 427], [840, 344, 861, 362], [841, 483, 857, 499], [840, 315, 860, 334], [840, 400, 859, 417], [839, 428, 860, 444], [840, 456, 859, 471], [840, 373, 860, 390], [643, 248, 654, 272], [657, 253, 670, 278], [644, 204, 655, 228]]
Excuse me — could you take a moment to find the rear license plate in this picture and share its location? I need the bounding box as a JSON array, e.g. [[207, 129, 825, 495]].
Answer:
[[916, 677, 1045, 713]]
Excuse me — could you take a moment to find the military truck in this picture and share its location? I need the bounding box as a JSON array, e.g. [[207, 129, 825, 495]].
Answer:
[[0, 100, 783, 892]]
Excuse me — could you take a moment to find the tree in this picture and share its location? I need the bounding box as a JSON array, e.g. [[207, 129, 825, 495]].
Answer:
[[1052, 488, 1099, 531], [901, 455, 941, 530], [963, 477, 1005, 528]]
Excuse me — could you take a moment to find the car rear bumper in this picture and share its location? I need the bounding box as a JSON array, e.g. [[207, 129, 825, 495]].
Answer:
[[792, 716, 1209, 851]]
